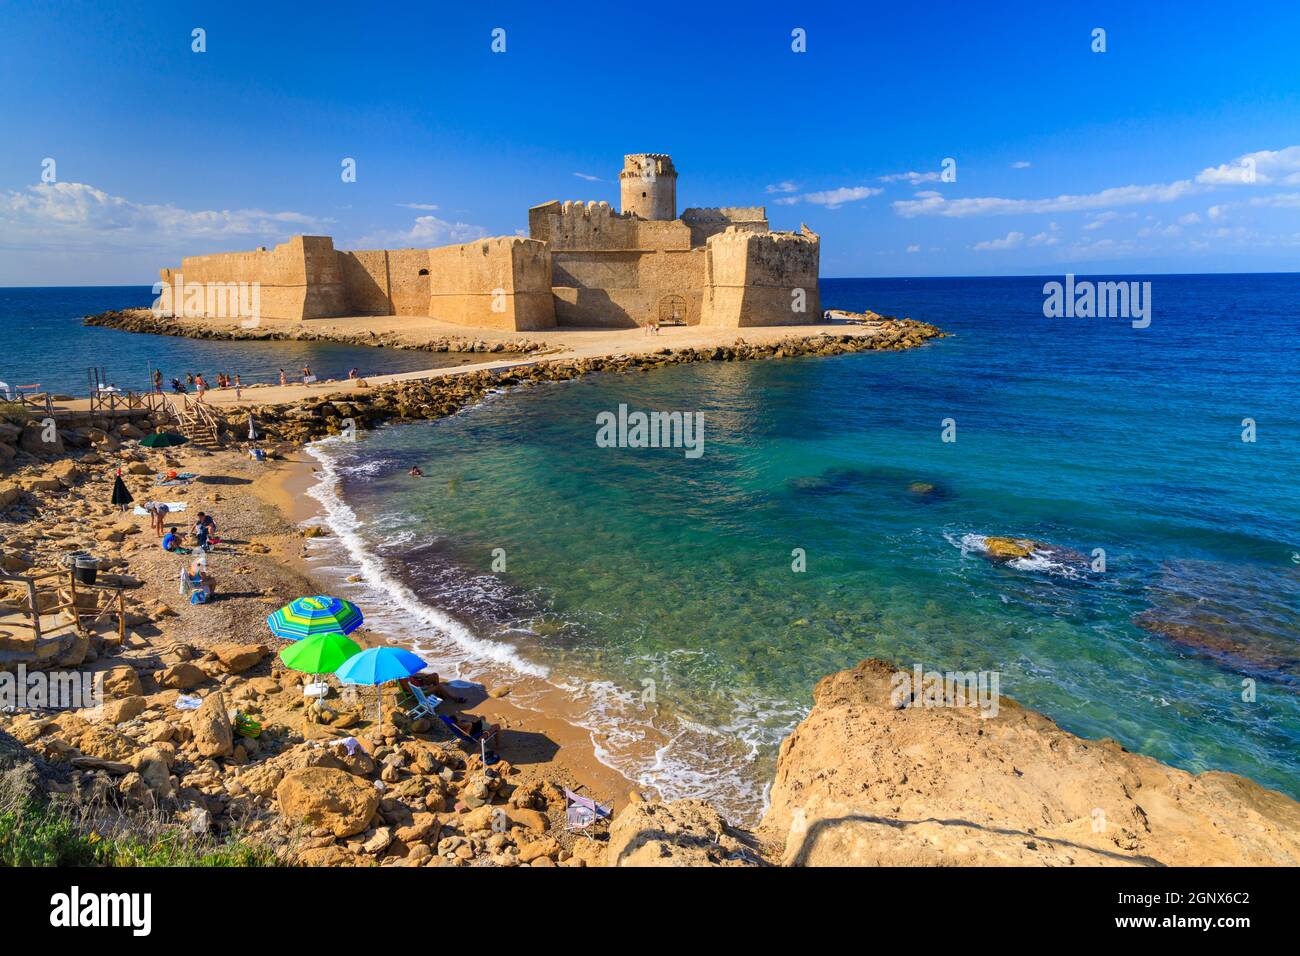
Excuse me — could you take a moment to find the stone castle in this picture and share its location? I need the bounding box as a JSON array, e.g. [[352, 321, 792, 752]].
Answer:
[[157, 153, 821, 330]]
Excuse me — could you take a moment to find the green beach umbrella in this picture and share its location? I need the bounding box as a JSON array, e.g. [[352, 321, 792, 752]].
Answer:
[[278, 631, 361, 675], [267, 595, 363, 641], [140, 432, 189, 448]]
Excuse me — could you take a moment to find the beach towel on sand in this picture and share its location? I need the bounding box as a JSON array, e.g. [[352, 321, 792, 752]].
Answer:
[[134, 501, 187, 516]]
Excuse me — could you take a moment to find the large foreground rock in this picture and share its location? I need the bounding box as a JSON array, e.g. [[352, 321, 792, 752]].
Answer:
[[607, 798, 763, 867], [276, 767, 379, 838], [761, 659, 1300, 866], [191, 693, 233, 758]]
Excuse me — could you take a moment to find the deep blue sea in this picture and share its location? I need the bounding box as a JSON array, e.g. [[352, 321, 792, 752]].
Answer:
[[0, 286, 466, 394], [7, 278, 1298, 821], [294, 273, 1300, 820]]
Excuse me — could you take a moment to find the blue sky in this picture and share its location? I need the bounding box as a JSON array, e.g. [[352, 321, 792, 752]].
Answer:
[[1, 0, 1297, 284]]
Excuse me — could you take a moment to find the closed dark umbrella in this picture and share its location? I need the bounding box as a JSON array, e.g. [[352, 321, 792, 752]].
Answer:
[[110, 471, 133, 512]]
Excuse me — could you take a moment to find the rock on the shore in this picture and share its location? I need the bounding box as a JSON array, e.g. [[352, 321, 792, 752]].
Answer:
[[606, 798, 763, 867], [191, 693, 234, 758], [276, 766, 380, 838], [761, 658, 1300, 866]]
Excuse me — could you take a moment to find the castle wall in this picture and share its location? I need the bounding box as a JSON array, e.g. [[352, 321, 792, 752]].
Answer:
[[530, 200, 703, 328], [338, 250, 392, 315], [425, 237, 555, 331], [158, 236, 346, 322], [701, 226, 821, 327], [681, 207, 769, 247]]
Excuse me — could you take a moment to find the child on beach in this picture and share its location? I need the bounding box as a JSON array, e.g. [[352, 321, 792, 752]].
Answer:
[[279, 369, 287, 387], [234, 374, 242, 400]]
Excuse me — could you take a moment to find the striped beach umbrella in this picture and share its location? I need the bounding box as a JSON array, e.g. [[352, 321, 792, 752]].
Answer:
[[267, 595, 363, 641]]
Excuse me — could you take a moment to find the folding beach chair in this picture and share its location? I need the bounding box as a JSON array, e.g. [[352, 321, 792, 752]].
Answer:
[[564, 789, 613, 831], [437, 713, 500, 765], [402, 683, 443, 722]]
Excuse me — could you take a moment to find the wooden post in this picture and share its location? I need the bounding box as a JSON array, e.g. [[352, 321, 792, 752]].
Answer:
[[67, 568, 79, 634], [118, 590, 126, 643], [26, 578, 41, 641]]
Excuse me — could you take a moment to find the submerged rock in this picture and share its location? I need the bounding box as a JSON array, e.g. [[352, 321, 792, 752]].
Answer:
[[981, 536, 1039, 561]]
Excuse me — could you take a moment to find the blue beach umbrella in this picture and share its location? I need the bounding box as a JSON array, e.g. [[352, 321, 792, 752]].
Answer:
[[267, 595, 363, 641], [335, 646, 428, 726]]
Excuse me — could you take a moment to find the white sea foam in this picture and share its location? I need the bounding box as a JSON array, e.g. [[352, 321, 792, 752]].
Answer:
[[951, 532, 1083, 580], [302, 430, 786, 822], [304, 438, 548, 679]]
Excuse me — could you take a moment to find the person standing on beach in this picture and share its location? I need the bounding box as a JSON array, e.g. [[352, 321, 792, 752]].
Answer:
[[186, 372, 195, 388], [195, 374, 208, 402], [279, 368, 286, 387], [302, 365, 311, 385], [234, 374, 242, 400], [152, 370, 162, 393], [145, 501, 169, 536]]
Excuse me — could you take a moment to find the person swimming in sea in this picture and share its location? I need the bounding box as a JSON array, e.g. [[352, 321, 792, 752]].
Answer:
[[409, 466, 423, 477]]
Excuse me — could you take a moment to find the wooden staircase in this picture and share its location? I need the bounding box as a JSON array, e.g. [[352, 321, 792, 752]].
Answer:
[[161, 394, 221, 448]]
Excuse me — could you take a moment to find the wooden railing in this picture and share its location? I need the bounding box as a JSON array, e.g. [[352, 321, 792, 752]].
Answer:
[[7, 385, 54, 416], [158, 393, 220, 445], [0, 568, 128, 644], [88, 388, 166, 415]]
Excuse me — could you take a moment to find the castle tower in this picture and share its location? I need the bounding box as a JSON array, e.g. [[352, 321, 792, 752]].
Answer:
[[619, 153, 677, 220]]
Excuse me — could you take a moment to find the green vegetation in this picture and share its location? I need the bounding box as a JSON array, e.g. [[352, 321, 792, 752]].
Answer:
[[0, 767, 278, 867]]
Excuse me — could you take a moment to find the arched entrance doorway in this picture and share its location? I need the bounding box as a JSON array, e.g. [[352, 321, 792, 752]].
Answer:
[[658, 294, 687, 326]]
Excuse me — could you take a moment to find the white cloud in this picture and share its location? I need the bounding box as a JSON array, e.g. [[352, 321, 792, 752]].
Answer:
[[357, 214, 489, 248], [973, 231, 1025, 251], [0, 181, 330, 249], [1177, 212, 1201, 224], [1196, 146, 1300, 186], [879, 170, 942, 185], [1082, 210, 1136, 230], [1010, 161, 1032, 169], [895, 180, 1196, 218], [906, 243, 921, 253], [779, 185, 883, 209], [396, 202, 440, 211], [574, 172, 604, 182], [764, 181, 799, 194], [1249, 192, 1300, 209]]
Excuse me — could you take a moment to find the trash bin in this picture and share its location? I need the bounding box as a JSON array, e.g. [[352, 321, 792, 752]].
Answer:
[[73, 556, 98, 586]]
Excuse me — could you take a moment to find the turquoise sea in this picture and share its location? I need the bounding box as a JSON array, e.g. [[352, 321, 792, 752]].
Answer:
[[299, 274, 1300, 820]]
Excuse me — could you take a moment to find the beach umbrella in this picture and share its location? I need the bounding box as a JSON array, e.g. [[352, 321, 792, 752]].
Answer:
[[140, 432, 188, 448], [248, 412, 258, 441], [335, 646, 427, 726], [278, 631, 361, 675], [267, 595, 363, 641], [110, 471, 133, 511]]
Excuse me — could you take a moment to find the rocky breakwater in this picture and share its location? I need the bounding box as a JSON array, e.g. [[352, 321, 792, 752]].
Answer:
[[83, 309, 546, 354], [204, 320, 946, 446], [756, 658, 1300, 866]]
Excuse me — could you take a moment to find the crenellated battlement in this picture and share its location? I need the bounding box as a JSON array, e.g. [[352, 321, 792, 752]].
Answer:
[[619, 153, 677, 180]]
